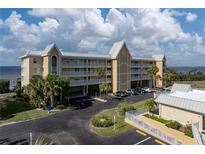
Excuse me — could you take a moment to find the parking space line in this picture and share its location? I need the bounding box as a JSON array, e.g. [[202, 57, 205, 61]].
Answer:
[[136, 130, 147, 136], [155, 139, 166, 145], [135, 137, 151, 145]]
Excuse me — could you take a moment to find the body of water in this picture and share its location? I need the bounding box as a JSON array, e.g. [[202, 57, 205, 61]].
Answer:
[[0, 66, 21, 89], [1, 66, 205, 89]]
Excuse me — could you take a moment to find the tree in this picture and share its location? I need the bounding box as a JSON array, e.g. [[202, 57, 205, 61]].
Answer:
[[95, 67, 106, 96], [45, 74, 61, 107], [15, 78, 22, 97], [0, 80, 10, 94], [163, 68, 177, 87], [99, 83, 111, 98], [147, 66, 159, 89], [144, 99, 157, 113], [26, 75, 45, 108], [57, 76, 70, 104]]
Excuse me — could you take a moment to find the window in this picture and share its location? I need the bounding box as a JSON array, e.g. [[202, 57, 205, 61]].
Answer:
[[33, 58, 37, 63], [33, 68, 37, 74]]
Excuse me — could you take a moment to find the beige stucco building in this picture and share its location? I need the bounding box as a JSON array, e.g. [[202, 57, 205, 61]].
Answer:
[[156, 84, 205, 132], [20, 41, 165, 96]]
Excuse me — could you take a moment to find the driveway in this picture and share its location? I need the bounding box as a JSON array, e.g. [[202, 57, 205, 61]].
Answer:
[[0, 93, 155, 145]]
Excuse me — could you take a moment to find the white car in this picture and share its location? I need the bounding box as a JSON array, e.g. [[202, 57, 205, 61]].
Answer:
[[142, 87, 152, 93], [125, 89, 135, 95]]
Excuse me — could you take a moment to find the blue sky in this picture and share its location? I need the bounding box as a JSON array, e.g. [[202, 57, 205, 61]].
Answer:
[[1, 8, 205, 66]]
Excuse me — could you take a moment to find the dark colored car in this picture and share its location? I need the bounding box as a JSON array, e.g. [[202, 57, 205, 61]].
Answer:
[[134, 87, 146, 94]]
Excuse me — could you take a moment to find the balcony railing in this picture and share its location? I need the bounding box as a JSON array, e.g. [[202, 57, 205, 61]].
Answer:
[[70, 78, 111, 86], [62, 70, 112, 77], [131, 64, 153, 67], [62, 62, 111, 67], [131, 75, 151, 80]]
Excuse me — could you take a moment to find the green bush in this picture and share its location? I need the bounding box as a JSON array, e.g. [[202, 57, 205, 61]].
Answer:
[[165, 120, 182, 130], [184, 125, 193, 138], [117, 102, 135, 116], [143, 114, 170, 124], [92, 115, 114, 127], [55, 104, 66, 110], [0, 80, 10, 93]]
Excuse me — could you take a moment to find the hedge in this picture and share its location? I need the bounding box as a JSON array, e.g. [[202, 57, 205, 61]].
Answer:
[[117, 102, 136, 116], [165, 120, 182, 130], [92, 115, 114, 127]]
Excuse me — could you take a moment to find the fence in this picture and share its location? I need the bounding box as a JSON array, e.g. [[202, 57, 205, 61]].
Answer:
[[192, 123, 204, 145], [125, 110, 182, 145]]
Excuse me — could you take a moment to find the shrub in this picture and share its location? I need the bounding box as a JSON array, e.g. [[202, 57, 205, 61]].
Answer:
[[143, 114, 170, 124], [92, 115, 114, 127], [55, 104, 66, 110], [184, 125, 193, 138], [165, 121, 182, 130], [0, 80, 10, 93], [117, 102, 135, 116]]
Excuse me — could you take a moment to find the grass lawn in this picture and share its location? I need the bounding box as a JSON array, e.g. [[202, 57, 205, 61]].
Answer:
[[174, 81, 205, 89], [90, 100, 146, 137], [0, 92, 68, 125]]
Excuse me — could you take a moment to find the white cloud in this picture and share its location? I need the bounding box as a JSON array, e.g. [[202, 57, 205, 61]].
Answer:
[[38, 17, 59, 32], [186, 12, 197, 22], [0, 9, 204, 66]]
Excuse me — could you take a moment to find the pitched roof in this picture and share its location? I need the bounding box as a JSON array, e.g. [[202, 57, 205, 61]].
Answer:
[[109, 40, 126, 59], [171, 83, 192, 93], [156, 94, 205, 114], [156, 83, 205, 114]]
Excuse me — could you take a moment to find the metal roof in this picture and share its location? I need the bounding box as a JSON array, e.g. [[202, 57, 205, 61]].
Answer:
[[156, 94, 205, 114], [171, 83, 192, 93], [109, 40, 125, 59]]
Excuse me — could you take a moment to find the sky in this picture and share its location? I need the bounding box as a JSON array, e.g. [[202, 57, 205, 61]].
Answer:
[[1, 8, 205, 66]]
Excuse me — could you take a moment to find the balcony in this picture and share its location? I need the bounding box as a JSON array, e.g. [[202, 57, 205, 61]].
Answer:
[[131, 64, 153, 68], [131, 70, 147, 74], [62, 70, 112, 77], [131, 75, 151, 81], [70, 80, 86, 86]]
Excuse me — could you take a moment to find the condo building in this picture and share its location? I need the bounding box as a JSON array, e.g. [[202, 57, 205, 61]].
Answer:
[[20, 41, 165, 96]]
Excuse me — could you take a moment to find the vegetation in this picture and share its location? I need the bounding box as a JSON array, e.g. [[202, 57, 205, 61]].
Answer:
[[92, 115, 114, 127], [143, 114, 170, 124], [144, 98, 157, 113], [165, 120, 182, 129], [184, 125, 193, 138], [143, 114, 193, 138], [163, 68, 205, 88], [91, 100, 146, 137], [23, 74, 69, 108], [99, 83, 111, 96], [34, 135, 55, 145], [55, 104, 66, 110], [117, 102, 135, 116], [0, 80, 10, 94], [147, 66, 160, 89], [15, 78, 22, 97]]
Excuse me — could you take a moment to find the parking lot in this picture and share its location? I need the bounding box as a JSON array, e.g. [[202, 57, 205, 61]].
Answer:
[[0, 93, 164, 145]]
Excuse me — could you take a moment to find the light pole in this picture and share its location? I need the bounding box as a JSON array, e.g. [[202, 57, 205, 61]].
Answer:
[[113, 115, 116, 130]]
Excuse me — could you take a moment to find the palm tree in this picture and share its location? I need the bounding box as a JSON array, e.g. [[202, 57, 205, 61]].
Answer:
[[163, 68, 177, 87], [147, 66, 159, 89], [27, 75, 45, 108], [57, 76, 70, 104], [45, 74, 61, 107], [144, 98, 157, 113], [99, 83, 111, 98], [95, 67, 106, 96]]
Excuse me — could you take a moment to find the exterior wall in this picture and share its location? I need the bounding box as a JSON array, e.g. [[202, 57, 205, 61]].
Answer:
[[111, 59, 117, 93], [156, 60, 164, 88], [42, 56, 49, 78], [21, 57, 30, 86], [159, 104, 203, 131], [20, 43, 166, 93], [117, 44, 131, 91]]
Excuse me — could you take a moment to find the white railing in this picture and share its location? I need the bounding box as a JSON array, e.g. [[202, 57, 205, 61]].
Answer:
[[131, 75, 151, 80], [125, 110, 182, 145], [192, 123, 204, 145]]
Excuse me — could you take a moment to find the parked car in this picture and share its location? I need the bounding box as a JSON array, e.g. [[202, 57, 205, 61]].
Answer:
[[114, 91, 122, 97], [134, 87, 146, 94], [126, 89, 138, 95], [114, 91, 129, 97], [142, 87, 152, 93]]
